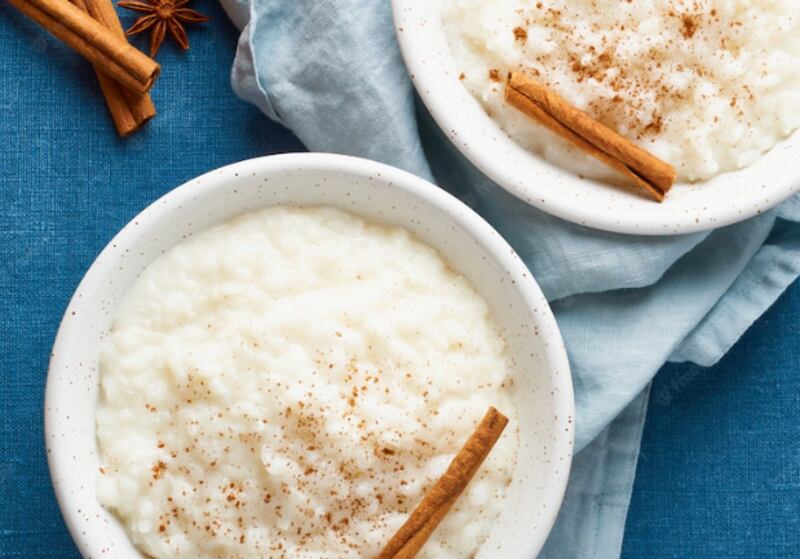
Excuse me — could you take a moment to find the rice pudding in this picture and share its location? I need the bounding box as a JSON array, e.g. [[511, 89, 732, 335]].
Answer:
[[442, 0, 800, 182], [96, 206, 517, 558]]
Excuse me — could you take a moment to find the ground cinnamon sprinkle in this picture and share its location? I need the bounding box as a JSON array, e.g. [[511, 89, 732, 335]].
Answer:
[[680, 13, 699, 38], [151, 460, 167, 480], [481, 3, 744, 144]]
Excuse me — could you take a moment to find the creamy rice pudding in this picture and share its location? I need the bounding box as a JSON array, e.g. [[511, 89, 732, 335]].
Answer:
[[96, 206, 517, 558], [442, 0, 800, 182]]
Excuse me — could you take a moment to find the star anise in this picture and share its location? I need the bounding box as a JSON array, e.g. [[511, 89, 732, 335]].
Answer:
[[118, 0, 210, 57]]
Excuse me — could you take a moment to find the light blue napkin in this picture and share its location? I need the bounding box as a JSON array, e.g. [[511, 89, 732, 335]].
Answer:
[[218, 1, 800, 556]]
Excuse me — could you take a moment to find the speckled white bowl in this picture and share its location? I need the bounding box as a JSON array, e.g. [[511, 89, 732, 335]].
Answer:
[[46, 154, 574, 558], [392, 0, 800, 235]]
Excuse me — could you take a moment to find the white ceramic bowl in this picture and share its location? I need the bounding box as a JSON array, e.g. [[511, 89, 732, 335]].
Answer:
[[46, 154, 574, 558], [392, 0, 800, 235]]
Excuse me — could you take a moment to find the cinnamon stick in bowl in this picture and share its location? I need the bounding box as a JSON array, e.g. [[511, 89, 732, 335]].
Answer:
[[376, 407, 509, 559], [505, 72, 675, 202]]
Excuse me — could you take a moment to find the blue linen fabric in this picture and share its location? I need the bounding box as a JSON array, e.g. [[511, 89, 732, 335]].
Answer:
[[624, 303, 800, 558], [219, 0, 800, 556]]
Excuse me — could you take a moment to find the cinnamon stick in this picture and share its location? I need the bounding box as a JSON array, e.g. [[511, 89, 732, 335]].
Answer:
[[81, 0, 156, 125], [505, 71, 676, 202], [376, 407, 509, 559], [8, 0, 159, 95], [72, 0, 156, 136]]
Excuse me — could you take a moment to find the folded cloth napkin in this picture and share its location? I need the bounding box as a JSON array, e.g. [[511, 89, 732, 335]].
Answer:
[[219, 1, 800, 556]]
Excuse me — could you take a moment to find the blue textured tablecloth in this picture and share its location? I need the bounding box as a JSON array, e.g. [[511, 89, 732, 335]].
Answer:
[[0, 2, 797, 557]]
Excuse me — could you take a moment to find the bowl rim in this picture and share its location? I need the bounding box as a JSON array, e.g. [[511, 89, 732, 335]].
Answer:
[[45, 152, 574, 558], [392, 0, 800, 235]]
